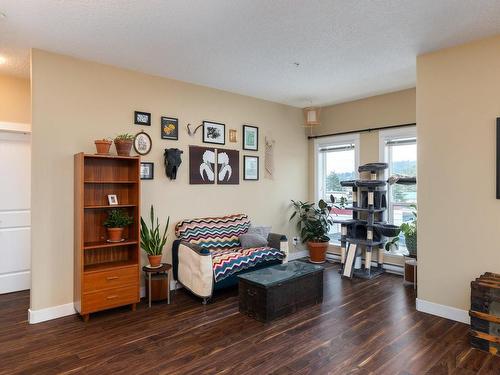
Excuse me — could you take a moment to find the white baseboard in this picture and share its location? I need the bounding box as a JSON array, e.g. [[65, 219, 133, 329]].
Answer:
[[416, 298, 470, 324], [0, 270, 31, 294], [28, 303, 76, 324]]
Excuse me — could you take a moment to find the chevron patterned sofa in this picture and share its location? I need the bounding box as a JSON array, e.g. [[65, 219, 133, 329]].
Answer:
[[172, 214, 288, 303]]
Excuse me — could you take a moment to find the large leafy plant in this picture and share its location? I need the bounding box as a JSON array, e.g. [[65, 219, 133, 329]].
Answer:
[[140, 205, 170, 256], [290, 195, 338, 243], [385, 204, 417, 255], [103, 209, 134, 228]]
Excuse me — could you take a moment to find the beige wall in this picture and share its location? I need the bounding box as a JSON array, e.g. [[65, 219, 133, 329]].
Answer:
[[0, 73, 31, 124], [417, 35, 500, 311], [31, 50, 308, 311]]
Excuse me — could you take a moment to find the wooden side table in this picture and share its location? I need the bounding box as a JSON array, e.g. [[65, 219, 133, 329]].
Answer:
[[142, 263, 172, 308], [404, 255, 417, 290]]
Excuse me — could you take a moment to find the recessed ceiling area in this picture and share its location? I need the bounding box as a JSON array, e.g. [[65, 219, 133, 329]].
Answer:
[[1, 1, 500, 107]]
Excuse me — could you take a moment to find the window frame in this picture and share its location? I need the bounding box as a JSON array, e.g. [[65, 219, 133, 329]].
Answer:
[[379, 126, 417, 252], [314, 133, 360, 245]]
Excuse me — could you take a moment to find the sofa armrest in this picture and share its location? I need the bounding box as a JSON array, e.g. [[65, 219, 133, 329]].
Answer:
[[172, 240, 209, 280]]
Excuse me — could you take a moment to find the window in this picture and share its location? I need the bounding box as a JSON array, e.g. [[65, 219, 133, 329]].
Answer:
[[379, 127, 417, 255], [315, 134, 359, 244]]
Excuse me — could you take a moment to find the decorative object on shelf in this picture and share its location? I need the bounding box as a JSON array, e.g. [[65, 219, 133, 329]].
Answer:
[[229, 129, 237, 142], [264, 137, 275, 179], [243, 125, 258, 151], [186, 123, 202, 137], [140, 162, 154, 180], [303, 106, 320, 126], [290, 196, 336, 263], [203, 121, 225, 145], [107, 194, 118, 205], [134, 111, 151, 126], [114, 134, 134, 156], [104, 208, 134, 243], [243, 155, 259, 180], [189, 146, 216, 184], [164, 148, 183, 180], [161, 117, 179, 140], [133, 131, 152, 155], [94, 138, 112, 155], [140, 205, 170, 268], [217, 149, 239, 184]]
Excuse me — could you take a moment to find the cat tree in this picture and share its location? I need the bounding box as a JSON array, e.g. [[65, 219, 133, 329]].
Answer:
[[335, 162, 401, 279]]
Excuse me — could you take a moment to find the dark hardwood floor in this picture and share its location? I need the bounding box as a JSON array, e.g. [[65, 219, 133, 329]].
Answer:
[[0, 262, 498, 374]]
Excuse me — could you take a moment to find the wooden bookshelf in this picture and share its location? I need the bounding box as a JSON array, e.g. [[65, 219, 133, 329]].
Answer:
[[74, 153, 140, 321]]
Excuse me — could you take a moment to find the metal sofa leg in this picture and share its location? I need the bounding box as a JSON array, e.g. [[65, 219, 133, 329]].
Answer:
[[202, 297, 211, 305]]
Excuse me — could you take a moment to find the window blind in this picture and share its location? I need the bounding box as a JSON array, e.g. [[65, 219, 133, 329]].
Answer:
[[318, 143, 355, 153], [385, 137, 416, 146]]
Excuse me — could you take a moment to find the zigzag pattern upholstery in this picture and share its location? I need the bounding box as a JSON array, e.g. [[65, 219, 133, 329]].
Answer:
[[175, 213, 251, 250], [211, 247, 284, 282]]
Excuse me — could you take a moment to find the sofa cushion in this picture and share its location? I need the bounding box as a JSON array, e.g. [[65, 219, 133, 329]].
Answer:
[[247, 225, 272, 239], [211, 247, 284, 282], [175, 213, 250, 250], [239, 233, 268, 249]]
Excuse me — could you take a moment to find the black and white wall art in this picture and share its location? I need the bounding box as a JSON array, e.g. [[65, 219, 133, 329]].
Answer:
[[140, 162, 154, 180], [217, 149, 239, 185], [135, 111, 151, 126], [243, 125, 258, 151], [244, 155, 259, 181], [134, 131, 152, 155], [189, 145, 216, 184], [202, 121, 225, 145]]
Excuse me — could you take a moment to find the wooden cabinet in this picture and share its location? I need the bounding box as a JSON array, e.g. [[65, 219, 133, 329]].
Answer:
[[74, 153, 140, 321]]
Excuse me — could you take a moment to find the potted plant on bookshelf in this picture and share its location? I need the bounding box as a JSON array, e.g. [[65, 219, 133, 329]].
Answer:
[[103, 209, 134, 242], [290, 195, 336, 264], [114, 133, 134, 156], [140, 205, 170, 267], [94, 138, 112, 155]]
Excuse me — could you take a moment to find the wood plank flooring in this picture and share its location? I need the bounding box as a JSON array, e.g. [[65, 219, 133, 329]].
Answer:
[[0, 262, 498, 374]]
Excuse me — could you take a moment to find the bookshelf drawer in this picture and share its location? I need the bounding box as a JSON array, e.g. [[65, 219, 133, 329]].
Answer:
[[82, 285, 139, 313], [83, 266, 138, 293]]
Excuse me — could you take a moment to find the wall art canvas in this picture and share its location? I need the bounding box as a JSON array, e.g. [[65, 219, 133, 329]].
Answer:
[[244, 155, 259, 181], [161, 116, 179, 140], [189, 145, 216, 184], [140, 162, 154, 180], [203, 121, 225, 145], [229, 129, 237, 143], [135, 111, 151, 126], [243, 125, 258, 151], [134, 131, 152, 155], [217, 149, 239, 185]]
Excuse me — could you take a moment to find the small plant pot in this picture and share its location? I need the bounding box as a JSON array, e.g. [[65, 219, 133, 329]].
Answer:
[[107, 227, 124, 242], [148, 255, 162, 267], [94, 140, 112, 155], [114, 140, 133, 156], [307, 241, 329, 264]]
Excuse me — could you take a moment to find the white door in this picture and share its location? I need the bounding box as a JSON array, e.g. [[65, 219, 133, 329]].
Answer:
[[0, 130, 31, 293]]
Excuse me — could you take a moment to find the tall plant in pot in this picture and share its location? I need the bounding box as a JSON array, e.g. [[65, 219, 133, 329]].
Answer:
[[104, 209, 134, 242], [140, 205, 170, 267], [385, 204, 417, 257], [290, 196, 337, 264]]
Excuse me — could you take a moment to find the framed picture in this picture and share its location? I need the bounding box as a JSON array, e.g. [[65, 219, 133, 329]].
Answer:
[[134, 111, 151, 126], [161, 117, 179, 140], [107, 194, 118, 205], [202, 121, 225, 145], [140, 162, 154, 180], [189, 145, 216, 184], [217, 149, 239, 185], [244, 155, 259, 181], [229, 129, 237, 143], [243, 125, 258, 151], [134, 132, 152, 155]]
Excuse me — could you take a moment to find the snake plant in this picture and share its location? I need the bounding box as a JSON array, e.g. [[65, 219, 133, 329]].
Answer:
[[140, 205, 170, 256]]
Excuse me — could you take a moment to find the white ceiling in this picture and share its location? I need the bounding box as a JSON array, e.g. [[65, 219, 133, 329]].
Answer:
[[1, 0, 500, 107]]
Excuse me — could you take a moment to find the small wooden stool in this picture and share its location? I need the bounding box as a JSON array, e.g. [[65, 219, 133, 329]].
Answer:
[[142, 263, 172, 308]]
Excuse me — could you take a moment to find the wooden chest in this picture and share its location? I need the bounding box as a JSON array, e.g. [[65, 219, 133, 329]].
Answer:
[[470, 272, 500, 356], [238, 261, 323, 323]]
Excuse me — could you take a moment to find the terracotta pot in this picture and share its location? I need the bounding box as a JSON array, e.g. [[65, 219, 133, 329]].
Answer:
[[107, 227, 124, 242], [307, 241, 329, 264], [114, 140, 133, 156], [148, 255, 162, 267], [94, 140, 112, 155]]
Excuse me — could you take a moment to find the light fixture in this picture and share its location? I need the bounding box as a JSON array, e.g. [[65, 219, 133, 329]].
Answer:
[[0, 56, 6, 65], [303, 106, 321, 126]]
